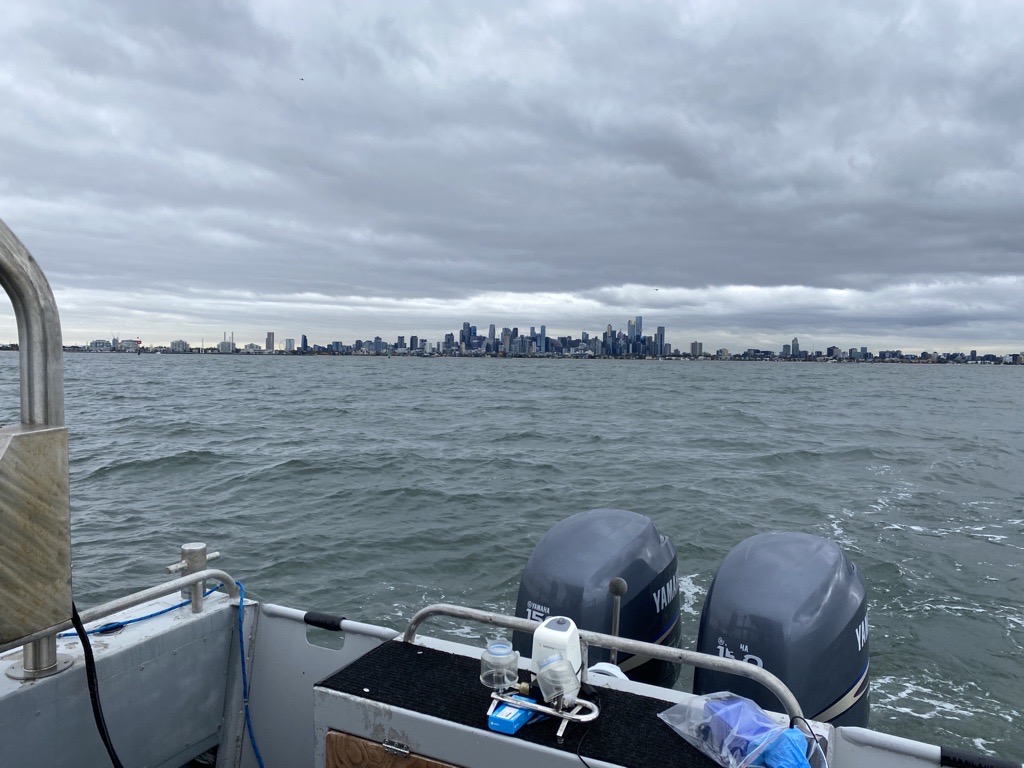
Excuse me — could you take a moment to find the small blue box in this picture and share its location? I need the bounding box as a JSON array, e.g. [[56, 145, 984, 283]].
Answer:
[[488, 696, 536, 734]]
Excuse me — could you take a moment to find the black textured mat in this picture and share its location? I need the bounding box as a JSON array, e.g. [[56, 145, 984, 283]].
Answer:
[[318, 640, 717, 768]]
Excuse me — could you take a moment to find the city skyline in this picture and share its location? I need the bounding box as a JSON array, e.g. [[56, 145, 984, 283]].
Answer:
[[35, 317, 1021, 362], [3, 282, 1021, 357]]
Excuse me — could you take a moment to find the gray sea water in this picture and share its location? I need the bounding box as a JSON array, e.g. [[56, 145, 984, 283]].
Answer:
[[1, 353, 1022, 759]]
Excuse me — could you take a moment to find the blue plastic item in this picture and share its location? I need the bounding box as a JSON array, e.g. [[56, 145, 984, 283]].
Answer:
[[756, 727, 815, 768], [488, 696, 537, 735]]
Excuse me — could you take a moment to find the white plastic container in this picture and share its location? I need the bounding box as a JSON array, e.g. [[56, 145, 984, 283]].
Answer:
[[530, 615, 582, 675]]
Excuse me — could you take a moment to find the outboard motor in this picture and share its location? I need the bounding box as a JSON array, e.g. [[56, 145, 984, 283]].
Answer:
[[514, 508, 680, 687], [693, 532, 869, 726]]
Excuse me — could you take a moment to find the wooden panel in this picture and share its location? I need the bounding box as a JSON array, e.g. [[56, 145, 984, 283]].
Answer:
[[326, 731, 463, 768]]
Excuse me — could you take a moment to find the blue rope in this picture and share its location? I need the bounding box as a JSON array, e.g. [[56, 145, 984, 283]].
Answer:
[[237, 581, 266, 768], [57, 584, 223, 638]]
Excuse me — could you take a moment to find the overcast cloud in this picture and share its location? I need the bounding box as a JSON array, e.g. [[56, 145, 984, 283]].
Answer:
[[2, 0, 1023, 353]]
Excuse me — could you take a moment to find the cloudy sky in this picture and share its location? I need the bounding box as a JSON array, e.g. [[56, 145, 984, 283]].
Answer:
[[1, 0, 1022, 353]]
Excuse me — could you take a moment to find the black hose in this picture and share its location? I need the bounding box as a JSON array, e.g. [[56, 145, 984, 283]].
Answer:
[[71, 601, 126, 768]]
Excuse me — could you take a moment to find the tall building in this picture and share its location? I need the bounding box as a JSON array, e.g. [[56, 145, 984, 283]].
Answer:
[[792, 337, 800, 358], [285, 338, 295, 352], [488, 324, 496, 353], [539, 325, 547, 354], [655, 326, 665, 356], [266, 331, 275, 353], [410, 335, 418, 352], [635, 316, 643, 339], [217, 332, 235, 354], [301, 334, 308, 352], [690, 341, 703, 358]]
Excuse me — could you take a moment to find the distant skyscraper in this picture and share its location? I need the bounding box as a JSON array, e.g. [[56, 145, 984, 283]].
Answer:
[[488, 324, 496, 353], [792, 337, 800, 357], [539, 325, 547, 353], [690, 341, 702, 357], [655, 326, 665, 356], [285, 338, 295, 352], [266, 331, 275, 353], [635, 316, 643, 339], [410, 335, 418, 352], [217, 331, 235, 354], [301, 334, 308, 352], [627, 319, 635, 339]]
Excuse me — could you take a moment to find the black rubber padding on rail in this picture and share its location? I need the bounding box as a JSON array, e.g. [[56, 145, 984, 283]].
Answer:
[[941, 746, 1023, 768], [304, 611, 345, 631], [317, 639, 718, 768]]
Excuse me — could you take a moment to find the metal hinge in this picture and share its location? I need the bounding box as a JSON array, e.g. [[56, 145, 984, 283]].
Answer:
[[382, 740, 410, 757]]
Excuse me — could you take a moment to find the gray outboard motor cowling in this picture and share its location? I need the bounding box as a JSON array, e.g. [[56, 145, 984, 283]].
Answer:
[[693, 532, 869, 726], [514, 508, 680, 687]]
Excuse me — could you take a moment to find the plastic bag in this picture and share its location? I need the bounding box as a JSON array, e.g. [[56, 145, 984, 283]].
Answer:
[[658, 693, 813, 768]]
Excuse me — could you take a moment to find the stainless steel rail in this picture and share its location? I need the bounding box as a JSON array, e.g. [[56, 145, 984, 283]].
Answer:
[[7, 570, 241, 651], [403, 603, 805, 721], [260, 603, 400, 642]]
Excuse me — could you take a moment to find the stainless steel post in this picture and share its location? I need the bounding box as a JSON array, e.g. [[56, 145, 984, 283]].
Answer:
[[166, 543, 220, 613]]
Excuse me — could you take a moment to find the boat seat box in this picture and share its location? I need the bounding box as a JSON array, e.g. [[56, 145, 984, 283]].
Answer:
[[314, 640, 719, 768]]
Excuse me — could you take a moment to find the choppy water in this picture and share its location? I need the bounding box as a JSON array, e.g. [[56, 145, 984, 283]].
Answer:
[[1, 353, 1022, 758]]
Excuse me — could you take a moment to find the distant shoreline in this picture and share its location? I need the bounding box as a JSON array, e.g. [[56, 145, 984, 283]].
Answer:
[[0, 348, 1018, 364]]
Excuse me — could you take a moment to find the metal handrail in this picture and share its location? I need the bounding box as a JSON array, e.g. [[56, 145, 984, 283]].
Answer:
[[6, 569, 241, 651], [0, 217, 65, 427], [403, 603, 805, 721]]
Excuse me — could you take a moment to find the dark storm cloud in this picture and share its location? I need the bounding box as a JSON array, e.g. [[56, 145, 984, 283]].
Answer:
[[1, 0, 1023, 351]]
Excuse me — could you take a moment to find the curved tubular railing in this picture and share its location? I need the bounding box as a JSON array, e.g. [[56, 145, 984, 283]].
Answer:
[[403, 603, 805, 722], [0, 218, 65, 427], [12, 570, 241, 649]]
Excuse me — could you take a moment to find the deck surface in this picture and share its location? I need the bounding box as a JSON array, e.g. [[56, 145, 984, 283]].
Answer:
[[318, 640, 717, 768]]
